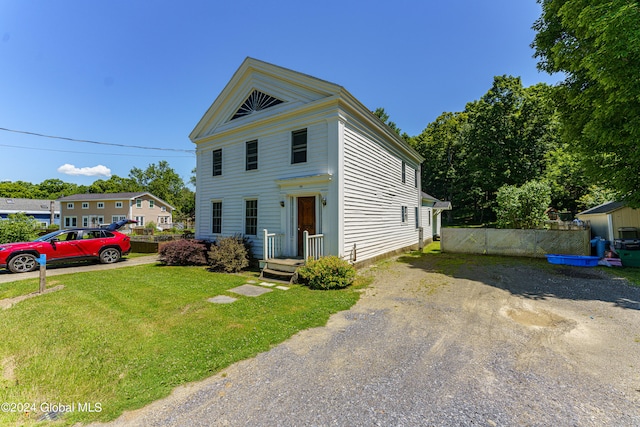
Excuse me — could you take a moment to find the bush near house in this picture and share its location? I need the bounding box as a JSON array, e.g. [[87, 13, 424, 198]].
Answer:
[[208, 235, 251, 273], [298, 256, 356, 290], [158, 239, 208, 266]]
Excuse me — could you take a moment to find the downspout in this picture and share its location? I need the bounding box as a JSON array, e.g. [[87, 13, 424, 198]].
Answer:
[[607, 214, 614, 241]]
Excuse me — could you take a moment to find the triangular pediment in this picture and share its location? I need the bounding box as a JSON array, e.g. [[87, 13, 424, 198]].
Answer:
[[190, 58, 342, 141]]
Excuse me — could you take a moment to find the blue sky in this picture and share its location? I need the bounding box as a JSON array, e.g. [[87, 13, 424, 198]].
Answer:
[[0, 0, 561, 187]]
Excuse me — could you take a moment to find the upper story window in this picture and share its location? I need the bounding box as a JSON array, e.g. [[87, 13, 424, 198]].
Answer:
[[82, 202, 89, 209], [149, 200, 155, 209], [115, 201, 123, 209], [67, 203, 74, 209], [97, 202, 104, 209], [292, 129, 307, 164], [136, 199, 142, 208], [402, 161, 406, 183], [415, 169, 419, 188], [231, 90, 283, 120], [213, 149, 222, 176], [246, 140, 258, 170]]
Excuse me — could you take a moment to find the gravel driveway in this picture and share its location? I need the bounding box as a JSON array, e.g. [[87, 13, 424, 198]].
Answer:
[[93, 254, 640, 427]]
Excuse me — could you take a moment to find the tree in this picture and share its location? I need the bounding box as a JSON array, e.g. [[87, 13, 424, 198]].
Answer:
[[0, 181, 38, 198], [532, 0, 640, 206], [373, 107, 411, 142], [410, 111, 469, 222], [36, 179, 86, 199], [128, 161, 185, 207], [0, 212, 41, 243], [88, 175, 141, 194], [462, 76, 558, 222], [494, 180, 551, 229]]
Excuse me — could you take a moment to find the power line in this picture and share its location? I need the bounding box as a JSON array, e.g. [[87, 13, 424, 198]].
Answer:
[[0, 143, 194, 158], [0, 127, 196, 153]]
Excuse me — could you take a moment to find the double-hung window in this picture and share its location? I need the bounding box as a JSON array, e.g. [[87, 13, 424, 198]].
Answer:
[[291, 129, 307, 164], [245, 200, 258, 236], [212, 201, 222, 234], [213, 149, 222, 176], [401, 206, 408, 223], [246, 140, 258, 170], [402, 161, 406, 183]]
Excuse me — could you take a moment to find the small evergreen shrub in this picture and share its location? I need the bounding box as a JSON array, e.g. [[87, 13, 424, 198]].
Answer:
[[158, 239, 207, 266], [297, 256, 356, 290], [208, 235, 250, 273]]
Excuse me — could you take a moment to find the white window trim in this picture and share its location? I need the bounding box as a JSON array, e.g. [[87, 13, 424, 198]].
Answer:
[[115, 201, 123, 209], [67, 203, 74, 209], [82, 202, 89, 209], [97, 202, 104, 209]]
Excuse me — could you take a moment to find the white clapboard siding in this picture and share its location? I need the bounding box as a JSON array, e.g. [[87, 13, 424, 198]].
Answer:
[[342, 124, 420, 261], [195, 118, 329, 258]]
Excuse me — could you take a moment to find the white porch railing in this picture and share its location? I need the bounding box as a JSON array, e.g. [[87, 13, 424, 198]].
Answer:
[[263, 229, 284, 261], [303, 230, 324, 262]]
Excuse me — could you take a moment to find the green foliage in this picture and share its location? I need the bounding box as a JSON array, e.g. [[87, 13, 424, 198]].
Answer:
[[532, 0, 640, 207], [412, 77, 560, 223], [158, 239, 208, 266], [0, 212, 40, 243], [145, 221, 157, 230], [88, 175, 142, 194], [298, 256, 356, 290], [576, 185, 619, 210], [494, 180, 551, 229], [208, 235, 250, 273], [129, 160, 186, 207]]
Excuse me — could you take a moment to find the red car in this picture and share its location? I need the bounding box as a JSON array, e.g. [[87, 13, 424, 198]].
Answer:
[[0, 228, 132, 273]]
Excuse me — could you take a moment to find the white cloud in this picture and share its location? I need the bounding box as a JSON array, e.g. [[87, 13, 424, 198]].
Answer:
[[57, 164, 112, 177]]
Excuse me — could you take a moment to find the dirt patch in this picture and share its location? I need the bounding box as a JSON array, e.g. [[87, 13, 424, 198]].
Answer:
[[0, 283, 64, 310], [91, 255, 640, 426]]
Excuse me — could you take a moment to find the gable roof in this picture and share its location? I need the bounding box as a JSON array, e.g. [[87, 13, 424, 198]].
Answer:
[[0, 198, 59, 213], [578, 201, 627, 216], [421, 192, 452, 210], [190, 57, 423, 163], [57, 192, 174, 209]]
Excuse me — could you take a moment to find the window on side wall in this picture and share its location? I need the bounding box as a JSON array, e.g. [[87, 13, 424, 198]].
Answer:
[[212, 201, 222, 234], [213, 149, 222, 176], [291, 129, 307, 164], [402, 161, 406, 183], [245, 199, 258, 236], [401, 206, 408, 223], [246, 140, 258, 170], [415, 207, 419, 228]]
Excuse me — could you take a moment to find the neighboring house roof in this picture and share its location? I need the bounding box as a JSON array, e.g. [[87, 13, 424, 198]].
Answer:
[[577, 201, 626, 216], [421, 192, 452, 210], [189, 57, 424, 164], [57, 192, 175, 210], [0, 198, 60, 214]]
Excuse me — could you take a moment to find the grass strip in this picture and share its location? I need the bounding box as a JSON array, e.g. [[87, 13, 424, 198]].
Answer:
[[0, 264, 360, 425]]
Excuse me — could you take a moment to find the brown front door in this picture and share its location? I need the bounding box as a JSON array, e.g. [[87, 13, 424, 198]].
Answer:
[[297, 196, 316, 256]]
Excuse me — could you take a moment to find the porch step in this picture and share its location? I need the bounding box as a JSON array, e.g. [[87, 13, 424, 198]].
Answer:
[[259, 258, 304, 284]]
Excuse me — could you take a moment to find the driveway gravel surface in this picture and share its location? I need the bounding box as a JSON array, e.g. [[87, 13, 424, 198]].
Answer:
[[90, 254, 640, 427]]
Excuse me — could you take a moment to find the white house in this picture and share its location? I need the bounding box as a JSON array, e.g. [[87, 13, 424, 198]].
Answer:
[[190, 58, 434, 267]]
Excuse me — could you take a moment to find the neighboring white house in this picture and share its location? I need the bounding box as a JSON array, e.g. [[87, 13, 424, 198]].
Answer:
[[421, 192, 452, 240], [191, 58, 447, 265]]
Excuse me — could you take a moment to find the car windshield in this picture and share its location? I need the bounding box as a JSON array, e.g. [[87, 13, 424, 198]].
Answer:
[[33, 231, 63, 242]]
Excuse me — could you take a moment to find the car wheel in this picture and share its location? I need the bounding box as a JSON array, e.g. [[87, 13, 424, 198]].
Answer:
[[8, 254, 38, 273], [99, 248, 121, 264]]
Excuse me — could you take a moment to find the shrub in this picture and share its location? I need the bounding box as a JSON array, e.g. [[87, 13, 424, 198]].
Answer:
[[158, 239, 207, 266], [0, 212, 40, 243], [208, 235, 250, 273], [297, 256, 356, 290]]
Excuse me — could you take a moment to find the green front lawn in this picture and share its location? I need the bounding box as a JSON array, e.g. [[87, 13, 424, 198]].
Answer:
[[0, 265, 361, 425]]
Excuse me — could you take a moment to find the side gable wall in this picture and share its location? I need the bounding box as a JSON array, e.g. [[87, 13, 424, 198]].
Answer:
[[342, 116, 422, 262]]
